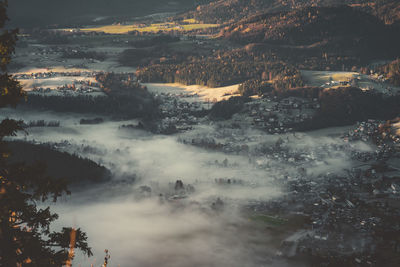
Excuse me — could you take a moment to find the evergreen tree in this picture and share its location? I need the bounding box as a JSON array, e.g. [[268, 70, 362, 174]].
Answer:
[[0, 1, 92, 265]]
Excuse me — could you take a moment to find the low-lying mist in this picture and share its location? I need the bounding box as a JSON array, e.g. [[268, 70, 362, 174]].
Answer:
[[1, 108, 366, 266]]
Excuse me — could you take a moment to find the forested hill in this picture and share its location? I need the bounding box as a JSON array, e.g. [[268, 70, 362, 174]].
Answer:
[[220, 6, 400, 59], [179, 0, 280, 24], [9, 0, 400, 28], [6, 141, 112, 185], [180, 0, 400, 25], [352, 0, 400, 24], [8, 0, 203, 27], [222, 6, 385, 44]]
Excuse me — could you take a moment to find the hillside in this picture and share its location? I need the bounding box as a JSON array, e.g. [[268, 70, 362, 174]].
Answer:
[[7, 141, 111, 185], [220, 6, 400, 59], [180, 0, 278, 24], [351, 0, 400, 24], [222, 6, 384, 44], [8, 0, 200, 27], [180, 0, 400, 24]]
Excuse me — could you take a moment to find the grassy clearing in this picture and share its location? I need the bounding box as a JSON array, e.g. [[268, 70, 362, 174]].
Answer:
[[77, 21, 219, 34]]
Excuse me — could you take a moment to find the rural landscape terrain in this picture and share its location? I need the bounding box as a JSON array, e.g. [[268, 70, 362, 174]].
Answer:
[[1, 0, 400, 266]]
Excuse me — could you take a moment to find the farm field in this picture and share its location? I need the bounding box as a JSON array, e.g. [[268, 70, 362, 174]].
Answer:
[[75, 21, 220, 34]]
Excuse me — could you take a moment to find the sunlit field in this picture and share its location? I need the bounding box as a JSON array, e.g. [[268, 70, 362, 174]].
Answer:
[[75, 21, 219, 34]]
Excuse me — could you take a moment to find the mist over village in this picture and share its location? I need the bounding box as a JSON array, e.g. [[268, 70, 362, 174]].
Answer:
[[1, 0, 400, 266]]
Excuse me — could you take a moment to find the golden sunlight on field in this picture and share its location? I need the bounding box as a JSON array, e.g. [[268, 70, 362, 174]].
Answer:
[[77, 21, 219, 34], [145, 83, 240, 102]]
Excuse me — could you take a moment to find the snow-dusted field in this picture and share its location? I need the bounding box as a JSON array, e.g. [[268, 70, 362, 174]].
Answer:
[[145, 83, 240, 102], [301, 70, 400, 94]]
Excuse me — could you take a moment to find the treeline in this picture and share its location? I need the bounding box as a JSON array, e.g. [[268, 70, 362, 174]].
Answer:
[[22, 93, 158, 119], [80, 118, 104, 125], [6, 141, 111, 185], [137, 51, 303, 89], [221, 6, 400, 60]]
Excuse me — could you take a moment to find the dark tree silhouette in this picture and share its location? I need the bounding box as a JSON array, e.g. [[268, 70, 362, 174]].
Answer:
[[0, 1, 92, 265]]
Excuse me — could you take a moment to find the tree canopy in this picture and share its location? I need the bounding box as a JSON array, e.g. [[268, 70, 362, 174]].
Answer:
[[0, 1, 92, 265]]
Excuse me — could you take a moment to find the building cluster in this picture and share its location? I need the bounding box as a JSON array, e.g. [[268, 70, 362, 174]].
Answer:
[[14, 71, 100, 80], [279, 165, 400, 265], [344, 120, 382, 143], [239, 97, 318, 134], [154, 92, 206, 133], [30, 84, 103, 96], [242, 120, 400, 266], [343, 119, 400, 163], [178, 129, 256, 154], [321, 79, 353, 88], [15, 71, 104, 96], [369, 72, 389, 83]]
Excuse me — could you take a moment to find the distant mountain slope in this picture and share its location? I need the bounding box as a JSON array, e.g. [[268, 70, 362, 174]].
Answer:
[[359, 0, 400, 24], [8, 0, 200, 27], [222, 6, 383, 44], [220, 6, 400, 59], [180, 0, 280, 24], [8, 0, 400, 28], [181, 0, 400, 24]]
